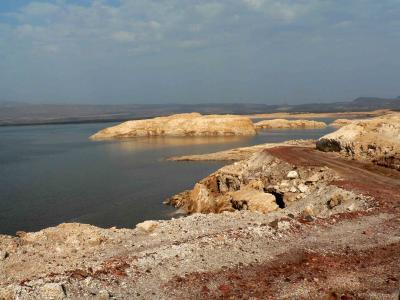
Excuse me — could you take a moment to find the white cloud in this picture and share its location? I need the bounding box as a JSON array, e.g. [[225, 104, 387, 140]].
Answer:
[[195, 3, 224, 18], [112, 31, 136, 43], [242, 0, 320, 22], [334, 20, 353, 28], [243, 0, 264, 10], [14, 24, 47, 39], [41, 44, 59, 53], [1, 0, 390, 58], [177, 39, 207, 49], [21, 2, 60, 16]]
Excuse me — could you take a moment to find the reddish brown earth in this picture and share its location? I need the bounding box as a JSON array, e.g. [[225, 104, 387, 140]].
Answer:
[[166, 241, 400, 299]]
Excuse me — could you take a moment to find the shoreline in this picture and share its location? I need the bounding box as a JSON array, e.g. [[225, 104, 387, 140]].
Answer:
[[1, 140, 399, 298], [1, 112, 400, 298]]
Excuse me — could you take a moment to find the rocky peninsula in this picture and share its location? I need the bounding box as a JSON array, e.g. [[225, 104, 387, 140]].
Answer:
[[90, 113, 256, 140], [254, 119, 327, 130], [168, 140, 315, 161]]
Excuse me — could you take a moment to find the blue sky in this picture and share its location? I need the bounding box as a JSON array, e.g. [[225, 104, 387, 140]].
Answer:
[[0, 0, 399, 104]]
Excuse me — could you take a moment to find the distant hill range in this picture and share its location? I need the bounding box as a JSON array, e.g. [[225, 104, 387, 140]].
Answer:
[[1, 96, 399, 126]]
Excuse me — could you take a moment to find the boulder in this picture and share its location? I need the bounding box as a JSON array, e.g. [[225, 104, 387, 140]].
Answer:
[[136, 220, 159, 233], [302, 206, 315, 219], [287, 171, 299, 179], [230, 188, 278, 214]]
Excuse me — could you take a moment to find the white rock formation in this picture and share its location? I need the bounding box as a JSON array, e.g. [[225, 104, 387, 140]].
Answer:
[[90, 113, 256, 140], [254, 119, 327, 130], [317, 113, 400, 170]]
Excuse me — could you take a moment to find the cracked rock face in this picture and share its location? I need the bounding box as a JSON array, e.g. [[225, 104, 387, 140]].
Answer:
[[317, 113, 400, 170], [90, 113, 256, 140]]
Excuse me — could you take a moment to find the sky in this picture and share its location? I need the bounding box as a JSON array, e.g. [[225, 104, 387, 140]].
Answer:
[[0, 0, 399, 105]]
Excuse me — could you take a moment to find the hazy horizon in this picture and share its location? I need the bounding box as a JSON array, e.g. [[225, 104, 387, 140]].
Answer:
[[1, 96, 400, 107], [0, 1, 399, 105]]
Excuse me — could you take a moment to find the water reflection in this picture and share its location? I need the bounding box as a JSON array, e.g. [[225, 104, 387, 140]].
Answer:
[[105, 135, 250, 153]]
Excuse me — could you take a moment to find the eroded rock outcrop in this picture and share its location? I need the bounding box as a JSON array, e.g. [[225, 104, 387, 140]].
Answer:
[[165, 149, 358, 216], [90, 113, 256, 140], [317, 113, 400, 170], [254, 119, 327, 130]]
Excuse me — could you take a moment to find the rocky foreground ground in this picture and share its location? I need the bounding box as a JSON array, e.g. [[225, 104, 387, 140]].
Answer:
[[1, 113, 400, 299]]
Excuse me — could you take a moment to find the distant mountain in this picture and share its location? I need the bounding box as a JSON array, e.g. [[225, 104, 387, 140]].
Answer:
[[0, 96, 399, 126], [0, 100, 29, 107], [352, 97, 400, 107], [284, 96, 400, 113]]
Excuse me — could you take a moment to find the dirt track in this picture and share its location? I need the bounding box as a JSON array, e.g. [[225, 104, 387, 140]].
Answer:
[[266, 146, 400, 208]]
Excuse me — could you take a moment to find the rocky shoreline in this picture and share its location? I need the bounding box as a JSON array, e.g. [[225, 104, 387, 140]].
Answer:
[[1, 113, 400, 299], [1, 141, 399, 298], [165, 146, 364, 216]]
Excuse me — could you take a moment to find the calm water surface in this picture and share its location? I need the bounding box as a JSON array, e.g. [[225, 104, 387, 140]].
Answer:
[[0, 121, 336, 235]]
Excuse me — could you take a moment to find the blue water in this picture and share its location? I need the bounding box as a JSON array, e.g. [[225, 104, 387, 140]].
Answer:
[[0, 121, 336, 235]]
